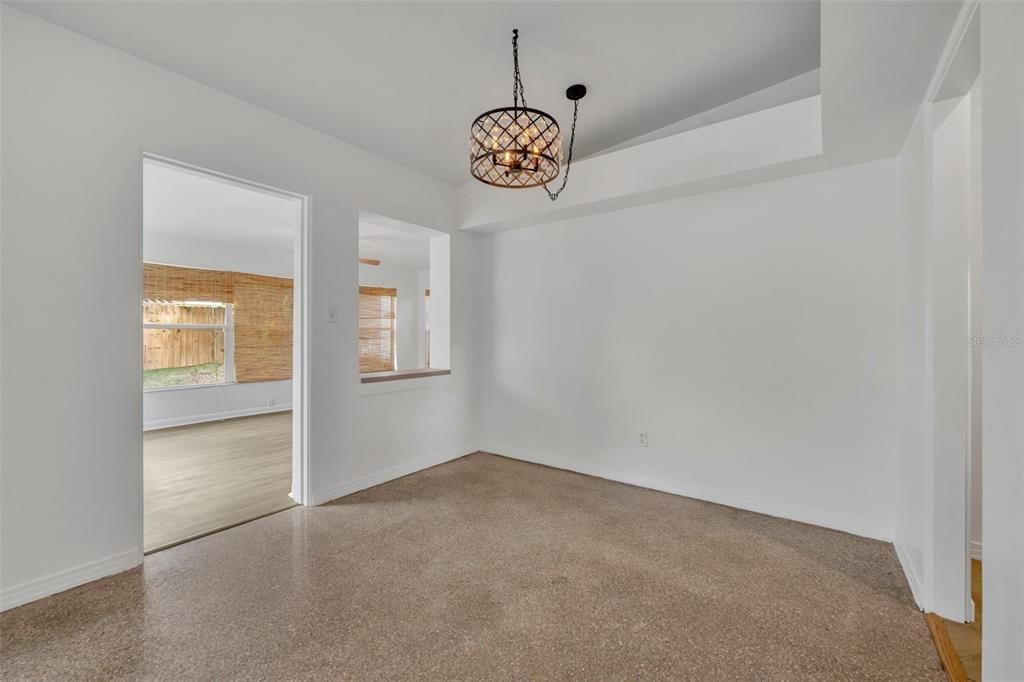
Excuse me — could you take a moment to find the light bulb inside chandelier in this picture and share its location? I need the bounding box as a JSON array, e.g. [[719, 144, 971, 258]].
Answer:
[[468, 29, 586, 200]]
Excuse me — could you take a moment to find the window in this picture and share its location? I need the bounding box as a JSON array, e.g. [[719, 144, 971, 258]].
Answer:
[[358, 286, 397, 373], [143, 300, 234, 389], [143, 262, 293, 384]]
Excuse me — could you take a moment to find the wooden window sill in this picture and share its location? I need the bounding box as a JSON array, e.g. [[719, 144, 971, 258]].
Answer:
[[360, 369, 451, 384]]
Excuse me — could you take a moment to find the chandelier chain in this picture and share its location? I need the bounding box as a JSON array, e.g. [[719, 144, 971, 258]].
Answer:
[[544, 98, 579, 201], [512, 29, 527, 109]]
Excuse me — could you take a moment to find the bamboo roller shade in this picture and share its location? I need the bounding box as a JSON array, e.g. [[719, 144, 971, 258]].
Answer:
[[358, 286, 396, 373], [144, 263, 293, 383]]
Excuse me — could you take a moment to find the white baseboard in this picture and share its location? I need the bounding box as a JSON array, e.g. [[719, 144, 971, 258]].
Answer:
[[894, 540, 928, 611], [970, 540, 982, 560], [144, 404, 292, 431], [481, 443, 894, 542], [310, 444, 478, 505], [1, 548, 141, 612]]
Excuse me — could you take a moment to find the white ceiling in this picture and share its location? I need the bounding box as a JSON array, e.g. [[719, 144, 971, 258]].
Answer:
[[454, 0, 964, 232], [13, 1, 821, 186], [143, 159, 300, 249], [359, 221, 431, 271]]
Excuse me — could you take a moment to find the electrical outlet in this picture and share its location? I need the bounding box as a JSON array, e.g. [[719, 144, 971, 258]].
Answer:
[[267, 399, 276, 407], [639, 431, 648, 447], [327, 305, 339, 324]]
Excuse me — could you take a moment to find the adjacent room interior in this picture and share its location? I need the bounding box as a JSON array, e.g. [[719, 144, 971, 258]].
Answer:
[[142, 158, 302, 552], [357, 213, 451, 382], [1, 1, 1021, 680]]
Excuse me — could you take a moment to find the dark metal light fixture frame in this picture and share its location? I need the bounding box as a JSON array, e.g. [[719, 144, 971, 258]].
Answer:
[[468, 29, 587, 200]]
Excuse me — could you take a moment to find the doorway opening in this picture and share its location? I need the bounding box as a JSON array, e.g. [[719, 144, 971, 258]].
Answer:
[[141, 155, 308, 552]]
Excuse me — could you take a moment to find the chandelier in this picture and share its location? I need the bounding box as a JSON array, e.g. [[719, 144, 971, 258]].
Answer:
[[469, 29, 587, 200]]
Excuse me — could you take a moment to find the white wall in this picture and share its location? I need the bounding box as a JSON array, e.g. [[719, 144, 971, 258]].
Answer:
[[417, 269, 429, 367], [143, 230, 295, 429], [143, 381, 292, 430], [968, 83, 983, 564], [358, 262, 423, 371], [894, 106, 931, 610], [928, 93, 972, 621], [428, 236, 452, 370], [980, 2, 1024, 677], [478, 157, 906, 541], [143, 231, 293, 279], [1, 8, 480, 609]]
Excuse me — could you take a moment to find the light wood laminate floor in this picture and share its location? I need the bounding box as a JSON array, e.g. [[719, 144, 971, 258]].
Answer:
[[144, 411, 295, 552], [945, 559, 982, 681]]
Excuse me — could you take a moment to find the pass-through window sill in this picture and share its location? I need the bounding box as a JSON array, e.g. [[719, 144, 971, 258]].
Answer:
[[360, 368, 450, 384], [358, 369, 451, 395]]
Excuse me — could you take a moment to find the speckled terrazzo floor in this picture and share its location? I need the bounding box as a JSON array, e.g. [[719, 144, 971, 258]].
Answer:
[[1, 453, 943, 680]]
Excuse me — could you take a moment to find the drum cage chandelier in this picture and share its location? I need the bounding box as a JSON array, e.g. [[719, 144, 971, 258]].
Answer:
[[468, 29, 587, 200]]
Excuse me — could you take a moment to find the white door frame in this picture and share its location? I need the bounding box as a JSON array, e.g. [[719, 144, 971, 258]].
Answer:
[[141, 152, 312, 513], [921, 0, 980, 622]]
